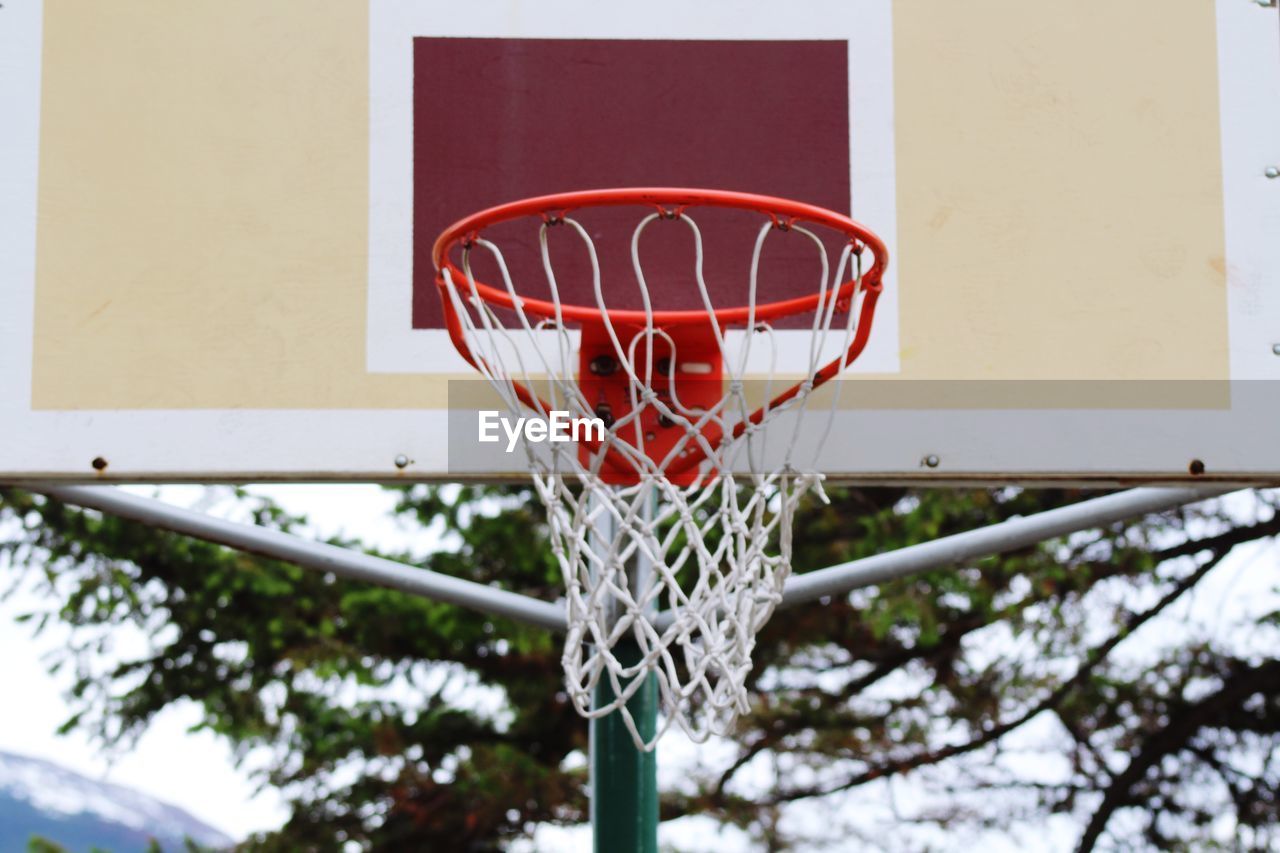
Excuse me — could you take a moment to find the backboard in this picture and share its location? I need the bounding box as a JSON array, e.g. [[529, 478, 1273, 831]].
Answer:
[[2, 0, 1278, 484]]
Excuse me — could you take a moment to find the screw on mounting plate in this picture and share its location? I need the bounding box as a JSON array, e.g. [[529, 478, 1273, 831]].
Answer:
[[1256, 0, 1277, 8], [394, 454, 410, 469], [589, 355, 619, 376], [1271, 343, 1280, 355], [922, 454, 940, 469], [594, 403, 615, 429], [1266, 166, 1280, 179]]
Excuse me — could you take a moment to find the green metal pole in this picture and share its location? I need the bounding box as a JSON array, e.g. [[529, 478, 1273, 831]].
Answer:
[[591, 640, 658, 852], [589, 486, 659, 851]]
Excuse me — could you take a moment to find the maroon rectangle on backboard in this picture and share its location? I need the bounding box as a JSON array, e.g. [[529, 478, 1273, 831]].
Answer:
[[413, 38, 850, 329]]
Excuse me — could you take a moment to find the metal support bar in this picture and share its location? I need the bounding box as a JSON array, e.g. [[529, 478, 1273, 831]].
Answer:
[[31, 485, 1236, 639], [35, 485, 568, 633], [777, 486, 1236, 609]]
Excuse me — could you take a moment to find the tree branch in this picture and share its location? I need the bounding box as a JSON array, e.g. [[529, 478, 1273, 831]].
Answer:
[[757, 548, 1229, 806], [1075, 658, 1280, 852]]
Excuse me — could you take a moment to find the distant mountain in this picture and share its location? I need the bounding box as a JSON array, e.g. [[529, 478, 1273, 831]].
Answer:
[[0, 750, 234, 852]]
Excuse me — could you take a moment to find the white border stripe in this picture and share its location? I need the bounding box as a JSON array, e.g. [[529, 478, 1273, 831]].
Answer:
[[1217, 0, 1280, 380], [0, 0, 43, 413], [365, 0, 901, 376]]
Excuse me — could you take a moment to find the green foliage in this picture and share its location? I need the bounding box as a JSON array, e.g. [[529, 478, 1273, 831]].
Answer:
[[26, 839, 68, 853], [0, 485, 574, 850], [2, 485, 1279, 851]]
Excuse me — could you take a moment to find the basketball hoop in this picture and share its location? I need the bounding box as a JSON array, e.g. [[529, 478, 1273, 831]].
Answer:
[[434, 188, 887, 748]]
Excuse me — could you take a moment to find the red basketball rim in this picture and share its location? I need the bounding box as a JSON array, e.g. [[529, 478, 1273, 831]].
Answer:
[[431, 187, 888, 326], [432, 187, 890, 483]]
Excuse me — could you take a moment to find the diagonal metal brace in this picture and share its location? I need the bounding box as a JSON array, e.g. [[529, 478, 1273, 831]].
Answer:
[[651, 485, 1237, 630], [776, 486, 1237, 610], [34, 485, 569, 633]]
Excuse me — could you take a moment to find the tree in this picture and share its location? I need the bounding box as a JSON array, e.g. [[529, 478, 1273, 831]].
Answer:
[[1, 485, 1278, 850]]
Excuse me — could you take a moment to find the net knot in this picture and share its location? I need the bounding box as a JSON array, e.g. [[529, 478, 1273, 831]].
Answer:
[[803, 472, 831, 504]]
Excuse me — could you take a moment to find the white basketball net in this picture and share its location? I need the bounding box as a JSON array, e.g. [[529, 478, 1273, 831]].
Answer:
[[439, 207, 873, 749]]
